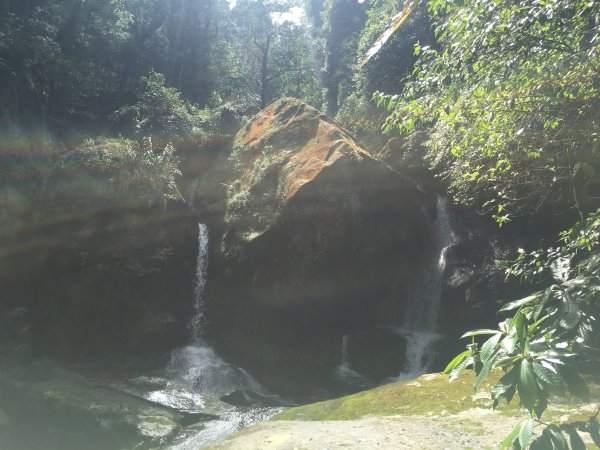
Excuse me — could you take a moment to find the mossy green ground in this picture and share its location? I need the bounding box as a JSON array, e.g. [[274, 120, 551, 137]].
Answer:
[[273, 370, 600, 426], [209, 370, 600, 449], [274, 371, 510, 420]]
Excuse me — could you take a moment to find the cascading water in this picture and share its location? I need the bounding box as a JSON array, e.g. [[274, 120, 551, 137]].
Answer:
[[103, 223, 280, 450], [391, 195, 456, 380], [167, 224, 264, 398], [189, 223, 209, 343], [186, 176, 201, 209], [333, 335, 368, 386], [161, 223, 281, 449]]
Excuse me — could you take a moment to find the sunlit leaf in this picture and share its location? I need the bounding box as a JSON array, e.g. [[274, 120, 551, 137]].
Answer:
[[518, 418, 535, 448], [500, 294, 539, 312], [443, 350, 470, 375], [461, 329, 499, 338], [518, 359, 538, 412], [500, 420, 522, 450]]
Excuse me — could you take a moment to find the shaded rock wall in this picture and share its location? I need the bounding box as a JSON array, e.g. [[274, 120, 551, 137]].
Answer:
[[0, 142, 200, 358]]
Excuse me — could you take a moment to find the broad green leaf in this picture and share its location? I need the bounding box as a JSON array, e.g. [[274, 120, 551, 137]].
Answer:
[[527, 315, 549, 334], [532, 361, 563, 393], [518, 418, 535, 449], [558, 290, 581, 330], [501, 335, 516, 353], [494, 355, 520, 368], [449, 356, 473, 382], [588, 419, 600, 447], [500, 421, 522, 450], [561, 366, 589, 401], [474, 358, 493, 390], [480, 332, 502, 363], [504, 382, 517, 404], [461, 329, 499, 338], [578, 320, 594, 344], [530, 427, 553, 450], [533, 395, 548, 420], [443, 350, 469, 375], [562, 424, 586, 450], [540, 359, 557, 373], [492, 365, 519, 408], [500, 294, 539, 312], [513, 311, 528, 344], [518, 359, 538, 412], [548, 424, 568, 450], [537, 349, 576, 362]]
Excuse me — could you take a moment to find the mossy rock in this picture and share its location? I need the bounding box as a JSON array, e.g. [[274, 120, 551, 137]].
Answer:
[[273, 370, 600, 424], [273, 371, 505, 421]]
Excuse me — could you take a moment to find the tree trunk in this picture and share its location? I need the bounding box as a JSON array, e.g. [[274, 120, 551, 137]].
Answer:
[[260, 36, 271, 108]]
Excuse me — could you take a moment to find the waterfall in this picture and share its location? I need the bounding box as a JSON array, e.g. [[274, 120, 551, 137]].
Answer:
[[186, 176, 201, 209], [190, 223, 209, 343], [340, 335, 350, 366], [333, 335, 368, 386], [392, 195, 456, 380], [168, 223, 265, 399], [404, 195, 454, 329]]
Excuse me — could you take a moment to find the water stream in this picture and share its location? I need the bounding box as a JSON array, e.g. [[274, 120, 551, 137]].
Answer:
[[391, 195, 456, 380], [168, 223, 264, 398], [163, 223, 280, 449], [186, 176, 201, 209], [190, 223, 209, 344], [333, 335, 369, 386]]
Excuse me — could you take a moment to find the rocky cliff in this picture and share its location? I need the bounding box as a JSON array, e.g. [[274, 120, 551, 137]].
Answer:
[[189, 98, 433, 396]]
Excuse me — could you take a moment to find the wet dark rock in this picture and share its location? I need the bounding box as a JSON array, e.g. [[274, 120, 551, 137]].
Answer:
[[106, 375, 234, 420], [220, 389, 287, 408], [345, 330, 406, 383], [0, 363, 186, 450]]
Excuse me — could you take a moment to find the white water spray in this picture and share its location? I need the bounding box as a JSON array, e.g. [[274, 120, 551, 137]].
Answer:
[[393, 195, 456, 380], [333, 335, 368, 385], [190, 223, 209, 343], [168, 223, 264, 399]]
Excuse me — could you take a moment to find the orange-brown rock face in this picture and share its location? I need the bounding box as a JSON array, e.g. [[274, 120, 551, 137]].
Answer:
[[202, 99, 432, 394], [222, 98, 418, 255], [234, 98, 371, 200]]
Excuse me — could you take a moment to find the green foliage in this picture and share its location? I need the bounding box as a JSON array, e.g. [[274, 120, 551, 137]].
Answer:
[[335, 0, 434, 148], [379, 0, 600, 220], [113, 72, 220, 140], [0, 0, 321, 138], [384, 4, 600, 446], [336, 93, 387, 144], [55, 137, 182, 209], [133, 72, 199, 136], [230, 0, 321, 109], [504, 209, 600, 283], [445, 211, 600, 448]]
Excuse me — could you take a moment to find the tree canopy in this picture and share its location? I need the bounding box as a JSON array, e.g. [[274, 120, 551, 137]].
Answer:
[[371, 1, 600, 447], [378, 0, 600, 221]]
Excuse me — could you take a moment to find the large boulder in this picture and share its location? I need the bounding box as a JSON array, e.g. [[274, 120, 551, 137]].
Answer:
[[196, 99, 432, 397]]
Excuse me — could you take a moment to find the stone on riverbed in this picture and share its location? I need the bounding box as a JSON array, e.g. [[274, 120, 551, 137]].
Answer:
[[0, 362, 211, 449]]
